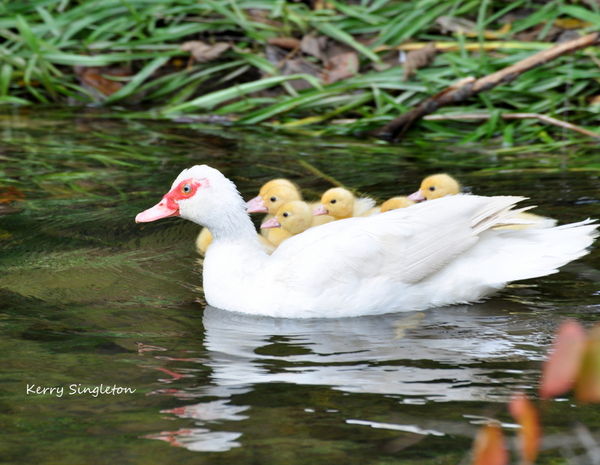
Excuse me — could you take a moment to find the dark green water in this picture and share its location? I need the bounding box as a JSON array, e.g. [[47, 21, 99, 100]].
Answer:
[[0, 109, 599, 465]]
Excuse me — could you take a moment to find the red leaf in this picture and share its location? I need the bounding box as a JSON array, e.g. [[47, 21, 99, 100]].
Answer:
[[0, 186, 25, 203], [575, 325, 600, 403], [472, 422, 509, 465], [509, 392, 541, 464], [75, 66, 129, 97], [539, 319, 587, 399]]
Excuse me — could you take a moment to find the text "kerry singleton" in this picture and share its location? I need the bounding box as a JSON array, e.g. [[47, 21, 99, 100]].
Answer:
[[26, 384, 136, 398]]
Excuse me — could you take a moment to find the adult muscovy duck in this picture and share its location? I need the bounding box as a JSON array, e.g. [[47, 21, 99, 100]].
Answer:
[[136, 165, 597, 318]]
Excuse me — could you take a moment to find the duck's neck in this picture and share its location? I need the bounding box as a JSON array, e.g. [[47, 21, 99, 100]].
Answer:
[[207, 207, 259, 245]]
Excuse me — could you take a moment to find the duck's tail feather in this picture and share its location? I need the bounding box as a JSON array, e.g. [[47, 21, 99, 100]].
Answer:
[[481, 218, 598, 285]]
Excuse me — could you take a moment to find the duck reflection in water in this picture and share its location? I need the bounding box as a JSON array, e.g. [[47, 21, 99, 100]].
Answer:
[[147, 300, 546, 452]]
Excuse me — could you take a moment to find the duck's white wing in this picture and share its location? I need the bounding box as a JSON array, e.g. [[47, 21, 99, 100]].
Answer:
[[269, 194, 525, 286]]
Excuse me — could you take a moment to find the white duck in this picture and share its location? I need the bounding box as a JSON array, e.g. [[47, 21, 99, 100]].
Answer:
[[136, 165, 597, 318]]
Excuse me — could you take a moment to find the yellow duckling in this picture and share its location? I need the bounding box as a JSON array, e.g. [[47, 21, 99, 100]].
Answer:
[[313, 187, 376, 220], [246, 179, 302, 215], [408, 173, 461, 201], [196, 227, 214, 255], [261, 201, 333, 246], [196, 226, 274, 255], [379, 196, 415, 213], [196, 178, 300, 256], [408, 173, 556, 229]]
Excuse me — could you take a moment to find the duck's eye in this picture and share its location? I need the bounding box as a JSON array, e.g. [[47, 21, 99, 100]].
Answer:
[[330, 199, 337, 204], [283, 212, 289, 218], [270, 196, 277, 202], [182, 183, 192, 194], [429, 186, 436, 191]]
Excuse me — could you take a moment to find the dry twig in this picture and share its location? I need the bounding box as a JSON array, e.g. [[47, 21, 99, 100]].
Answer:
[[373, 32, 600, 141], [424, 112, 600, 139]]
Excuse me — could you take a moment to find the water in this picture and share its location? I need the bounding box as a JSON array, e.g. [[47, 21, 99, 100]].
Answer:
[[1, 109, 599, 464]]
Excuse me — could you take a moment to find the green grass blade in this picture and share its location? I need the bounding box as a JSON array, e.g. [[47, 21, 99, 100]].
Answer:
[[163, 74, 321, 113], [313, 22, 381, 63], [104, 56, 170, 103]]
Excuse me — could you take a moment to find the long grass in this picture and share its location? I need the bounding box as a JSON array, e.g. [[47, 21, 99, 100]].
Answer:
[[1, 0, 599, 143]]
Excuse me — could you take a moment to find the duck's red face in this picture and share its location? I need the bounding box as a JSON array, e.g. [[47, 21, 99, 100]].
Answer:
[[135, 178, 204, 223]]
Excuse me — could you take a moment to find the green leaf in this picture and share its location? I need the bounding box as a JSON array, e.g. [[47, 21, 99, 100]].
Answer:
[[560, 5, 600, 29], [313, 22, 381, 63], [164, 74, 321, 113], [0, 64, 13, 96], [104, 56, 169, 103]]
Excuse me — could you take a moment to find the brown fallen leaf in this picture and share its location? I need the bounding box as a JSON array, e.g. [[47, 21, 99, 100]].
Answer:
[[539, 319, 587, 399], [471, 421, 508, 465], [590, 95, 600, 105], [310, 0, 334, 9], [74, 66, 128, 98], [246, 8, 284, 28], [268, 37, 301, 50], [324, 48, 359, 83], [265, 45, 321, 90], [301, 34, 328, 61], [402, 43, 436, 80], [436, 15, 477, 35], [575, 325, 600, 403], [509, 393, 541, 464], [181, 41, 230, 63]]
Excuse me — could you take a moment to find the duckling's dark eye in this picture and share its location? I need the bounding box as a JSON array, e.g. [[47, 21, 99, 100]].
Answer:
[[270, 196, 277, 202], [429, 186, 436, 191], [283, 212, 289, 217], [330, 199, 337, 204], [182, 184, 192, 194]]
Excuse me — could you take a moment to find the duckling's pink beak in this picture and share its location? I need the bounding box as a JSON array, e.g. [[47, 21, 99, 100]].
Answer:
[[261, 217, 281, 229], [313, 204, 328, 216], [246, 195, 268, 213], [136, 198, 179, 223], [408, 190, 426, 202]]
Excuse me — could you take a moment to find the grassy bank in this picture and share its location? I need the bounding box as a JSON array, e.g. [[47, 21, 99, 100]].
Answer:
[[1, 0, 599, 143]]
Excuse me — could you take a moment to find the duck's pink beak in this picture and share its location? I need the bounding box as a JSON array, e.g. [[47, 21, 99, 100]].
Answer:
[[261, 217, 281, 229], [136, 198, 179, 223], [313, 204, 328, 216], [246, 195, 268, 213], [408, 190, 426, 202]]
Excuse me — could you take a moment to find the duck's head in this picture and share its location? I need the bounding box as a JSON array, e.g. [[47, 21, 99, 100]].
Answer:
[[246, 179, 301, 214], [380, 196, 415, 213], [261, 201, 312, 234], [314, 187, 354, 219], [408, 173, 461, 202], [259, 179, 296, 198], [135, 165, 243, 227]]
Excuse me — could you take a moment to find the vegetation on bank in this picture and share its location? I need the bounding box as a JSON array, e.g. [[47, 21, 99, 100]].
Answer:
[[1, 0, 599, 142]]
